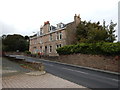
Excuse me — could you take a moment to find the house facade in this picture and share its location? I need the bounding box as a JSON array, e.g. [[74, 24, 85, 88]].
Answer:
[[29, 14, 81, 56]]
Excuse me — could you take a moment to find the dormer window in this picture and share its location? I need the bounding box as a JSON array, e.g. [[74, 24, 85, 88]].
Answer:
[[49, 26, 52, 32], [61, 24, 63, 28], [57, 24, 60, 29], [57, 23, 64, 29], [40, 28, 43, 35], [49, 25, 56, 32]]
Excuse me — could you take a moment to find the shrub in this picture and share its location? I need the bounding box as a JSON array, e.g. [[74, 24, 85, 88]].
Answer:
[[57, 45, 74, 55], [56, 42, 120, 55], [25, 51, 31, 55], [101, 42, 120, 55]]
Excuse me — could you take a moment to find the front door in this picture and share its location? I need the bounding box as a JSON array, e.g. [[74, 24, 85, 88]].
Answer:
[[45, 46, 47, 55]]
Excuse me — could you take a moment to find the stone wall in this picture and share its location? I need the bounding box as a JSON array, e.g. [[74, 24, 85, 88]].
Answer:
[[41, 54, 120, 72]]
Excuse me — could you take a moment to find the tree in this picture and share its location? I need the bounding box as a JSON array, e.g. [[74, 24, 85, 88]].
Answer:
[[2, 34, 29, 52], [76, 21, 88, 42], [106, 20, 117, 42], [76, 20, 117, 43], [76, 21, 108, 43], [2, 34, 7, 40], [25, 35, 29, 40]]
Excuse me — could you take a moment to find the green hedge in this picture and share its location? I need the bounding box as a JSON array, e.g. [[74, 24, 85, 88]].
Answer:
[[24, 51, 31, 55], [56, 42, 120, 55]]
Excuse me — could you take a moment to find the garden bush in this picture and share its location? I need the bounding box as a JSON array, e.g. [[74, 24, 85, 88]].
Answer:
[[25, 51, 31, 55], [101, 42, 120, 55], [56, 42, 120, 55]]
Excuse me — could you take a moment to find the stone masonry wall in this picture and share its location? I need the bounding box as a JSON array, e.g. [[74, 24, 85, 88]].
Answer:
[[42, 54, 120, 72]]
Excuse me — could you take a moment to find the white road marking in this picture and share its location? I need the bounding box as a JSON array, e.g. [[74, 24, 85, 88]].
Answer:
[[45, 64, 54, 66], [62, 67, 119, 82], [88, 73, 119, 82], [62, 67, 89, 74]]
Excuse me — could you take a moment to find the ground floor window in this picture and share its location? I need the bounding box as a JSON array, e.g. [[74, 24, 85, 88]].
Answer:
[[49, 46, 52, 53], [56, 44, 62, 49], [40, 46, 42, 52], [45, 46, 47, 54], [59, 44, 62, 47]]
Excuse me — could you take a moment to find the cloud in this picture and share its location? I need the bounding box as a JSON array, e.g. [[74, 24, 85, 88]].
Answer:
[[0, 21, 16, 36], [0, 0, 119, 36]]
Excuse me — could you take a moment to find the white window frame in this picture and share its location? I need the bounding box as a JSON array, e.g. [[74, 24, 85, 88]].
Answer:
[[56, 44, 59, 49], [49, 26, 52, 32], [40, 39, 42, 44], [61, 24, 64, 28], [59, 44, 62, 47], [56, 32, 59, 40], [56, 44, 62, 49], [56, 44, 62, 53], [49, 34, 52, 41], [40, 28, 43, 35], [49, 46, 52, 53], [34, 41, 36, 44], [59, 32, 62, 40]]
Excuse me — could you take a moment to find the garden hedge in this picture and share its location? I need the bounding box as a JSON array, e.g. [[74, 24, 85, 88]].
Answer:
[[56, 42, 120, 55]]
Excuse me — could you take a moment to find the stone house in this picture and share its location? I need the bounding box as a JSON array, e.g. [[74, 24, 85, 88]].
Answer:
[[29, 14, 81, 56]]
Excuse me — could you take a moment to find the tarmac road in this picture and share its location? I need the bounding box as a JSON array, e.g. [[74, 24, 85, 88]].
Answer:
[[8, 55, 119, 89]]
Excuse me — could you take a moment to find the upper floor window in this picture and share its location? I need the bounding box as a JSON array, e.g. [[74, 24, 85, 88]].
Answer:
[[40, 39, 42, 44], [49, 34, 52, 41], [56, 32, 59, 40], [34, 41, 36, 44], [59, 32, 62, 40], [56, 32, 62, 40]]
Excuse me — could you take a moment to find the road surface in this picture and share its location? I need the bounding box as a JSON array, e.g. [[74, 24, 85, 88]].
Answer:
[[7, 55, 119, 89]]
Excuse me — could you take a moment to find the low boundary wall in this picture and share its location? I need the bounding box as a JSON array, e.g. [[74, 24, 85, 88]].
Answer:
[[41, 54, 120, 72]]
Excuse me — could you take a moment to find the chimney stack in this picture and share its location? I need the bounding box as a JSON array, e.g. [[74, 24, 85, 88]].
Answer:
[[44, 21, 50, 26], [74, 14, 81, 25]]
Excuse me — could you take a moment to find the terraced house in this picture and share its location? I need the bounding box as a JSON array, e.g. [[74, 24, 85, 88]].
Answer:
[[29, 14, 81, 56]]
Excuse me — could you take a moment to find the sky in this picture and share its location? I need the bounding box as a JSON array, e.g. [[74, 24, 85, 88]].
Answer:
[[118, 1, 120, 41], [0, 0, 119, 39]]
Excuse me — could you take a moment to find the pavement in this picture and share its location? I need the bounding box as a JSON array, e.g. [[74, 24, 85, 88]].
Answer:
[[2, 57, 86, 88], [2, 73, 84, 88]]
